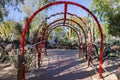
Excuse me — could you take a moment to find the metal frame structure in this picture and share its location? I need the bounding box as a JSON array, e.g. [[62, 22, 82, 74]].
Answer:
[[38, 18, 87, 43], [43, 23, 82, 51], [33, 12, 93, 54], [41, 24, 81, 58], [37, 19, 87, 67], [45, 23, 81, 40], [33, 21, 84, 67], [33, 13, 93, 67], [20, 1, 103, 79], [34, 12, 91, 44], [34, 23, 83, 67]]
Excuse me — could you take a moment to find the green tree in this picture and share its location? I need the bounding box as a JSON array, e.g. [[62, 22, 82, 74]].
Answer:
[[50, 27, 65, 39], [90, 0, 120, 37], [0, 0, 24, 21], [68, 15, 95, 43], [20, 0, 56, 42], [0, 20, 22, 41]]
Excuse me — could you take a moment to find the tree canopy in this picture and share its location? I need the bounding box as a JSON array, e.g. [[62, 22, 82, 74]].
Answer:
[[90, 0, 120, 37], [20, 0, 56, 42], [0, 20, 22, 41], [0, 0, 24, 21]]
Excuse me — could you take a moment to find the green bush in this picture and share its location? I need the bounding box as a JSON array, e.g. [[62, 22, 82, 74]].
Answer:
[[9, 49, 34, 71], [0, 49, 9, 63], [56, 37, 77, 49]]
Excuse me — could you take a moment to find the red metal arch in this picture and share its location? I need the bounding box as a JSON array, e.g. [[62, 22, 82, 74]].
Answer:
[[35, 23, 84, 44], [43, 24, 81, 56], [37, 19, 87, 67], [37, 12, 90, 31], [36, 19, 87, 45], [34, 12, 91, 40], [33, 19, 86, 54], [21, 1, 103, 79], [34, 23, 82, 61], [34, 12, 92, 52], [45, 23, 81, 38], [33, 20, 86, 69], [45, 24, 81, 44], [34, 23, 82, 64]]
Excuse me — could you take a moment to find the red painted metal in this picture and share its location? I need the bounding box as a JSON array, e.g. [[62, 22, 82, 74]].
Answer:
[[33, 29, 39, 43], [34, 12, 92, 51], [34, 18, 93, 75], [39, 42, 42, 67], [45, 24, 81, 53], [33, 29, 39, 57], [46, 23, 80, 36], [63, 3, 67, 25], [33, 13, 92, 65], [35, 20, 86, 55], [40, 19, 86, 44], [37, 19, 86, 67], [45, 24, 81, 44], [39, 23, 82, 58], [36, 12, 90, 33], [21, 1, 103, 79]]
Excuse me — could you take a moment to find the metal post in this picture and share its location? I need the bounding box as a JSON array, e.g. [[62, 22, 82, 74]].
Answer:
[[63, 3, 67, 25], [17, 55, 26, 80]]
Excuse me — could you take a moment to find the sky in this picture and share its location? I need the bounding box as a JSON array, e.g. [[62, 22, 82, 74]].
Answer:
[[7, 0, 92, 22], [47, 0, 92, 22]]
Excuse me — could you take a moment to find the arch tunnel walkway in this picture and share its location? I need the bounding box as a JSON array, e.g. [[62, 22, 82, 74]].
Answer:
[[27, 49, 118, 80], [28, 49, 92, 80]]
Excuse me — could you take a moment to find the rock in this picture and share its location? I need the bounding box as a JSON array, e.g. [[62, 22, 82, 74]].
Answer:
[[24, 44, 32, 51], [5, 44, 14, 52], [8, 49, 16, 56], [0, 42, 7, 49]]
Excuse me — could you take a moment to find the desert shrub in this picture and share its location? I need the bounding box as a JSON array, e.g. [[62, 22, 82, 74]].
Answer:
[[0, 49, 9, 63], [9, 49, 35, 71]]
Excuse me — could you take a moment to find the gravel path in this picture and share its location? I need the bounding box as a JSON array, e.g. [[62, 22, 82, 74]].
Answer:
[[29, 49, 93, 80]]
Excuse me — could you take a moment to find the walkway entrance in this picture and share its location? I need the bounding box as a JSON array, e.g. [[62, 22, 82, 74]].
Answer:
[[20, 1, 104, 80], [28, 49, 93, 80]]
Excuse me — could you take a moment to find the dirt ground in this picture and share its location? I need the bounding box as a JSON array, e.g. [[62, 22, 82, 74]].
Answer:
[[0, 49, 119, 80], [0, 63, 16, 80]]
